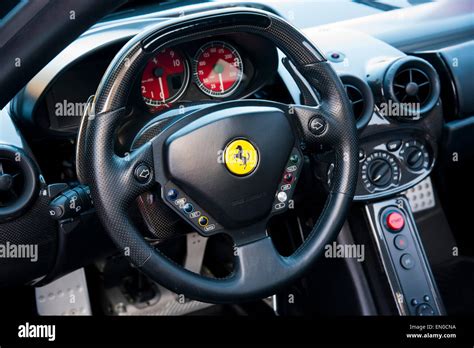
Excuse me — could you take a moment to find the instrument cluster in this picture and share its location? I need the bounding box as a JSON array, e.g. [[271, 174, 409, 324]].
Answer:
[[140, 39, 251, 110]]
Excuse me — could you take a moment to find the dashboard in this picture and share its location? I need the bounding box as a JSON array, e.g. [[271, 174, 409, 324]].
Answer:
[[9, 18, 451, 202], [8, 5, 460, 206], [279, 27, 445, 201], [11, 33, 279, 135], [0, 0, 472, 289], [4, 1, 472, 206]]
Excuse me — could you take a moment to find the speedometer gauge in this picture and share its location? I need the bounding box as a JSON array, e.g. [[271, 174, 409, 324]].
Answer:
[[141, 48, 189, 107], [193, 41, 243, 97]]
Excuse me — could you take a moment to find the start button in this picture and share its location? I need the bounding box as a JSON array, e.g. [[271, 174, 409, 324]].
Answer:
[[385, 211, 405, 232]]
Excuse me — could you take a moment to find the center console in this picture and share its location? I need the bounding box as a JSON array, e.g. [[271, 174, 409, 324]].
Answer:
[[365, 197, 445, 316], [281, 28, 448, 315]]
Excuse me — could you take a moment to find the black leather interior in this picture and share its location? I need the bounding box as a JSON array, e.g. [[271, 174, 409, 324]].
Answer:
[[78, 8, 358, 303]]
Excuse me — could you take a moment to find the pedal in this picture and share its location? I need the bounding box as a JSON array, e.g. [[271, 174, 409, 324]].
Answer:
[[35, 268, 92, 315], [184, 232, 207, 273], [105, 233, 213, 315], [402, 176, 435, 213], [106, 282, 213, 316]]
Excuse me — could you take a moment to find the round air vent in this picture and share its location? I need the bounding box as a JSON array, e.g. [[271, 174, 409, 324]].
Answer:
[[383, 56, 440, 119], [340, 75, 374, 130], [393, 68, 431, 104], [345, 84, 365, 119], [0, 145, 38, 221]]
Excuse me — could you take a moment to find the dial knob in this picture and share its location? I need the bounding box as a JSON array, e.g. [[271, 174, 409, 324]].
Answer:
[[368, 159, 392, 187], [400, 140, 430, 172], [361, 151, 400, 192], [404, 146, 424, 170]]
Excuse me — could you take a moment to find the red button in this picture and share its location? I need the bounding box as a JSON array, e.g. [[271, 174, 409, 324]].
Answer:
[[283, 172, 293, 183], [394, 235, 408, 250], [386, 211, 405, 231]]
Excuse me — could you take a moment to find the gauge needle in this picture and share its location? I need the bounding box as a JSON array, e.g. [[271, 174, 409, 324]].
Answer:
[[158, 77, 166, 103], [218, 73, 224, 92]]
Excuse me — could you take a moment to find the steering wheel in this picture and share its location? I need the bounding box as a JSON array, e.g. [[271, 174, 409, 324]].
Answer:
[[78, 8, 358, 303]]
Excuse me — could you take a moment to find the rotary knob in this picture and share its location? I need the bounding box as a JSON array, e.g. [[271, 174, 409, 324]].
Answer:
[[404, 147, 424, 170], [400, 140, 429, 171], [361, 151, 400, 192], [368, 159, 392, 188]]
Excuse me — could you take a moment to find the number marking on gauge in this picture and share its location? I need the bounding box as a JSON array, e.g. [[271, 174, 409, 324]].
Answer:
[[193, 41, 243, 97], [141, 47, 189, 107]]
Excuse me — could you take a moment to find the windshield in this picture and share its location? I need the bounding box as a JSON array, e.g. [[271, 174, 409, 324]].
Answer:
[[216, 0, 436, 27]]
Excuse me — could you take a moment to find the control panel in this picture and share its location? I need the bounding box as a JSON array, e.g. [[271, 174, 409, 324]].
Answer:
[[270, 148, 303, 214], [162, 181, 224, 236], [365, 197, 444, 316], [355, 137, 434, 200]]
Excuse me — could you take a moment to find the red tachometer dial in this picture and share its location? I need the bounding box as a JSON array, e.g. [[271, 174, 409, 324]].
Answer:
[[141, 48, 189, 107], [193, 41, 243, 97]]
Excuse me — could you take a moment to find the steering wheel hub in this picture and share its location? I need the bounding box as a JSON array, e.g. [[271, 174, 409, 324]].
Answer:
[[165, 105, 295, 229]]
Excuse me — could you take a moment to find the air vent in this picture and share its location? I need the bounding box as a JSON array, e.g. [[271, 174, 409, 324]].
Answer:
[[393, 68, 431, 105], [345, 84, 365, 121], [0, 145, 38, 221], [0, 158, 24, 208], [384, 56, 440, 118], [340, 75, 374, 130]]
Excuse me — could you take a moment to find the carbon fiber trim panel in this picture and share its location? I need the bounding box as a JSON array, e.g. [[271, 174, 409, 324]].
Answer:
[[131, 118, 174, 149], [76, 96, 94, 184], [136, 192, 186, 240], [0, 191, 57, 287], [93, 8, 326, 114]]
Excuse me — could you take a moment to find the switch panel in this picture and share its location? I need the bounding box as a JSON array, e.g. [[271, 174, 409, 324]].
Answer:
[[162, 182, 223, 236], [270, 147, 303, 214], [365, 197, 445, 316]]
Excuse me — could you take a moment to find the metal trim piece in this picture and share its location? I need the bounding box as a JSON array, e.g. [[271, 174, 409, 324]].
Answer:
[[35, 268, 92, 316]]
